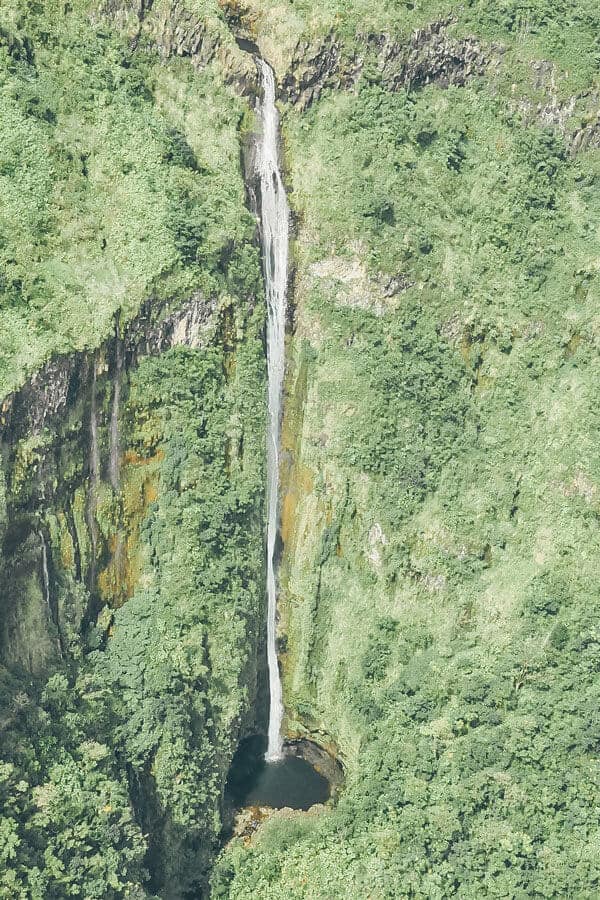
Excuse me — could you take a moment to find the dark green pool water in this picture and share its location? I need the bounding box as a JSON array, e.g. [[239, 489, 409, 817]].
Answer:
[[226, 737, 330, 810]]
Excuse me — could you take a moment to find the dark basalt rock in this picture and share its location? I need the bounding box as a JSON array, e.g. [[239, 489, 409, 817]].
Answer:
[[285, 738, 345, 792], [369, 20, 495, 92], [96, 0, 259, 96], [280, 33, 362, 109], [278, 20, 494, 111], [0, 293, 217, 447], [0, 289, 225, 673], [571, 114, 600, 154]]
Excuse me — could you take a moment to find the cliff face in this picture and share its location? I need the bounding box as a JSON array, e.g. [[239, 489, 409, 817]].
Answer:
[[95, 0, 259, 94], [279, 20, 495, 109], [277, 20, 600, 153], [3, 1, 600, 898], [0, 4, 269, 896], [217, 4, 600, 897], [0, 283, 266, 894], [0, 292, 216, 674]]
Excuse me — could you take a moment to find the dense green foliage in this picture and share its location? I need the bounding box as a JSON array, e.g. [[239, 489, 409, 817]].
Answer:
[[94, 326, 266, 895], [0, 669, 149, 898], [219, 7, 600, 898], [2, 0, 600, 897], [0, 2, 266, 896], [0, 314, 266, 897], [246, 0, 600, 97], [0, 0, 251, 394]]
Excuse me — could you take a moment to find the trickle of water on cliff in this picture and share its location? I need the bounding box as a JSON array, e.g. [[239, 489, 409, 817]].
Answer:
[[256, 58, 288, 762], [39, 532, 51, 614], [87, 360, 100, 589], [39, 530, 63, 657], [109, 326, 122, 491]]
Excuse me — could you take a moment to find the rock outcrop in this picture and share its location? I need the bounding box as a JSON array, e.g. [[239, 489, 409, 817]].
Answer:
[[0, 292, 217, 446], [277, 21, 599, 158], [96, 0, 259, 94], [368, 19, 495, 92], [0, 289, 224, 674], [279, 20, 494, 110], [280, 34, 362, 109]]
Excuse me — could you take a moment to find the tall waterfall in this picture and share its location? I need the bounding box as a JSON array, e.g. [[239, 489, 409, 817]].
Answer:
[[256, 58, 289, 762]]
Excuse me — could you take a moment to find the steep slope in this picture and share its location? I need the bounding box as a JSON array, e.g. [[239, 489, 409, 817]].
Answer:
[[2, 0, 600, 898], [216, 3, 600, 898], [0, 3, 267, 897]]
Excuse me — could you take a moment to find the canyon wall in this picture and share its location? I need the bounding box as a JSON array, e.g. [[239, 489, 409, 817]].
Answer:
[[0, 4, 267, 895], [2, 1, 600, 898]]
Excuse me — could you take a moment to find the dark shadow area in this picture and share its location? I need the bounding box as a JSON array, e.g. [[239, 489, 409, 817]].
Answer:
[[225, 735, 332, 811], [235, 36, 260, 55]]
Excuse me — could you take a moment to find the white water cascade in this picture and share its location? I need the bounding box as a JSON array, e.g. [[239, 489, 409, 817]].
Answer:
[[39, 532, 51, 615], [256, 58, 289, 762]]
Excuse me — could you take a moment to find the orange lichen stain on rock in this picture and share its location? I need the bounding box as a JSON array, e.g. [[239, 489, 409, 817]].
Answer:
[[98, 530, 146, 608], [280, 463, 313, 546], [143, 478, 158, 505], [278, 355, 318, 604], [60, 536, 74, 570], [123, 448, 165, 467], [230, 805, 273, 847], [98, 446, 163, 607], [57, 513, 75, 570]]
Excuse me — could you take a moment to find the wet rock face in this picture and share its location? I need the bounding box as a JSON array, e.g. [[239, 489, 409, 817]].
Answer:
[[2, 358, 80, 441], [0, 293, 216, 447], [123, 291, 217, 363], [0, 290, 221, 674], [285, 739, 345, 792], [155, 2, 219, 62], [94, 0, 148, 30]]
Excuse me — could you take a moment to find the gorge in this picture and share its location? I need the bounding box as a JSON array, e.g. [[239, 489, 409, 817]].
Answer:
[[1, 2, 600, 899]]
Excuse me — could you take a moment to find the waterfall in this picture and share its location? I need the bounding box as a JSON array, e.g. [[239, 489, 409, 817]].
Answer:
[[89, 361, 100, 488], [256, 58, 289, 762]]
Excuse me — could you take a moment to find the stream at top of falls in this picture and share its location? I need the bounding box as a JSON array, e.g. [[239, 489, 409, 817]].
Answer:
[[256, 57, 288, 763]]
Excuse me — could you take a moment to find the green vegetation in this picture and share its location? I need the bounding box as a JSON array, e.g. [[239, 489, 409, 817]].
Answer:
[[1, 0, 600, 897], [245, 0, 600, 96], [0, 0, 251, 395], [0, 314, 266, 897], [0, 669, 149, 899], [0, 1, 266, 896], [94, 327, 266, 895], [219, 8, 600, 899]]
